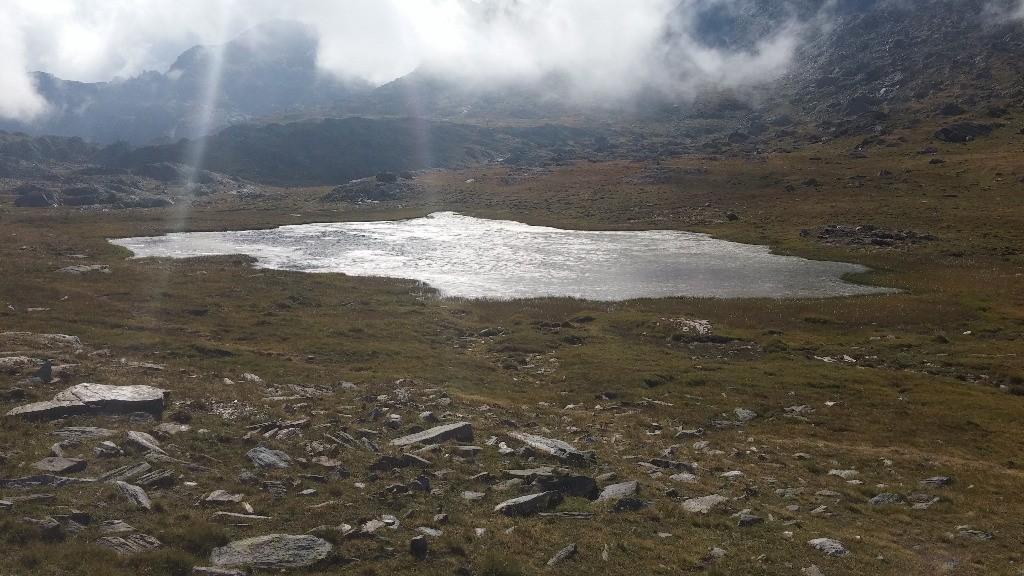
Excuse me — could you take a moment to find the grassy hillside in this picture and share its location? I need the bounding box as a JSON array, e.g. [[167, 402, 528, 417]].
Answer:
[[0, 113, 1021, 574]]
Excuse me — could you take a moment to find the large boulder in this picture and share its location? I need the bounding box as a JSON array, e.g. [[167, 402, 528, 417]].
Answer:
[[7, 383, 168, 420], [211, 534, 332, 569]]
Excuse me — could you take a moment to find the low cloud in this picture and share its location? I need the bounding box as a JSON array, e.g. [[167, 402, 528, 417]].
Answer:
[[0, 18, 49, 119], [0, 0, 826, 120]]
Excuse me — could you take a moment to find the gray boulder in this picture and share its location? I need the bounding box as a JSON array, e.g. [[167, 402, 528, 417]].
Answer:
[[211, 534, 332, 569], [7, 383, 167, 420], [246, 446, 292, 469], [494, 491, 564, 516], [597, 480, 639, 502]]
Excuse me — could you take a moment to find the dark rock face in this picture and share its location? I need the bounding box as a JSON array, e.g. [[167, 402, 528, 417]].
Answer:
[[14, 191, 60, 208], [935, 122, 1003, 143]]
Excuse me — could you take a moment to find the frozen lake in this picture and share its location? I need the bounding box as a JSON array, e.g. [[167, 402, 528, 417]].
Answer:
[[110, 212, 894, 300]]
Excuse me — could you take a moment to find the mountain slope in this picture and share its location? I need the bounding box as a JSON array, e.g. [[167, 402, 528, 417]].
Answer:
[[0, 20, 368, 145]]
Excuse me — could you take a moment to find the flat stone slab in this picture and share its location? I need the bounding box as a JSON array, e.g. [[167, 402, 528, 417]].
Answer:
[[205, 490, 244, 504], [503, 467, 558, 481], [213, 512, 272, 523], [52, 427, 116, 441], [390, 422, 473, 447], [55, 383, 167, 416], [681, 494, 728, 514], [7, 384, 168, 420], [0, 475, 96, 489], [96, 533, 162, 555], [31, 457, 87, 474], [211, 534, 332, 569], [96, 459, 151, 481], [6, 400, 91, 420], [509, 432, 593, 463], [494, 491, 564, 516]]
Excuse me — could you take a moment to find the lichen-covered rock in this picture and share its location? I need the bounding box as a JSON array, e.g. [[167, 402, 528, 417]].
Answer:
[[211, 534, 332, 569]]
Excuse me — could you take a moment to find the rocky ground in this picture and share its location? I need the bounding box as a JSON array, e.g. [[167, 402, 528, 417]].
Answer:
[[0, 327, 1009, 575]]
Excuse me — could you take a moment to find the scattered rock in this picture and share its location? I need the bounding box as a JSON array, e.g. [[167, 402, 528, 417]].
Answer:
[[0, 475, 96, 489], [921, 476, 952, 488], [59, 264, 110, 275], [94, 441, 124, 458], [152, 422, 190, 438], [205, 490, 244, 505], [957, 525, 994, 541], [193, 568, 246, 576], [246, 446, 292, 469], [935, 122, 1002, 143], [546, 542, 577, 566], [410, 535, 429, 559], [597, 481, 639, 502], [508, 431, 593, 463], [31, 457, 86, 474], [494, 491, 564, 516], [212, 512, 272, 523], [96, 533, 162, 554], [808, 538, 849, 557], [136, 469, 175, 488], [868, 492, 904, 506], [544, 474, 598, 499], [56, 383, 167, 415], [53, 427, 115, 441], [23, 516, 63, 539], [737, 513, 763, 527], [734, 408, 757, 423], [210, 534, 332, 569], [113, 481, 151, 510], [681, 494, 728, 514], [390, 422, 473, 447], [126, 431, 165, 454]]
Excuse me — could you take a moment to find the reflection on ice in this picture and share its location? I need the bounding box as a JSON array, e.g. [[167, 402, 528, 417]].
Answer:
[[109, 212, 894, 300]]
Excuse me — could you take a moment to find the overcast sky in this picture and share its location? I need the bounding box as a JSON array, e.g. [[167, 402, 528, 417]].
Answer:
[[1, 0, 1021, 121]]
